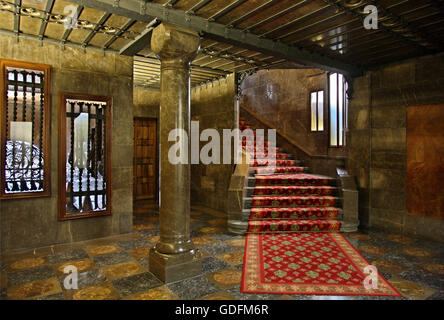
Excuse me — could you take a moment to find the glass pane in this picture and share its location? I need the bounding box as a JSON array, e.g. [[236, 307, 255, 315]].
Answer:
[[311, 92, 317, 131], [338, 74, 344, 146], [65, 100, 107, 214], [4, 68, 45, 194], [317, 91, 324, 131], [330, 73, 338, 146]]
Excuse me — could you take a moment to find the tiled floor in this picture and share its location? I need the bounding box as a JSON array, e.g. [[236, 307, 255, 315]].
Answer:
[[1, 200, 443, 300]]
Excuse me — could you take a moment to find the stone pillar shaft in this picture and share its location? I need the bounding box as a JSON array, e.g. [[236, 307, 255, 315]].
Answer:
[[148, 23, 201, 283]]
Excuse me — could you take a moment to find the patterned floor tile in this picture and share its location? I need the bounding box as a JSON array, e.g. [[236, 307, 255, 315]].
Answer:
[[92, 251, 134, 267], [199, 291, 236, 300], [380, 252, 423, 269], [167, 275, 220, 300], [60, 269, 107, 290], [112, 272, 163, 297], [86, 244, 121, 256], [54, 259, 96, 276], [207, 269, 242, 289], [202, 257, 230, 274], [347, 233, 371, 241], [116, 239, 153, 251], [389, 277, 437, 300], [370, 259, 409, 276], [32, 292, 66, 300], [192, 236, 218, 246], [227, 285, 282, 300], [7, 277, 62, 300], [216, 250, 244, 266], [138, 257, 150, 270], [399, 269, 444, 290], [419, 262, 444, 275], [48, 249, 89, 264], [198, 242, 237, 256], [70, 282, 120, 300], [385, 234, 415, 244], [137, 229, 160, 237], [224, 238, 246, 249], [199, 227, 225, 235], [400, 246, 433, 258], [123, 285, 179, 300], [129, 247, 151, 260], [7, 265, 55, 287], [7, 257, 47, 271], [101, 261, 146, 281], [357, 244, 386, 256]]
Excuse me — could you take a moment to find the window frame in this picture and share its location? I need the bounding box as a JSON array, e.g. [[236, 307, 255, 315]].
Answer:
[[309, 89, 325, 133], [58, 92, 112, 221], [328, 72, 348, 148], [0, 59, 51, 199]]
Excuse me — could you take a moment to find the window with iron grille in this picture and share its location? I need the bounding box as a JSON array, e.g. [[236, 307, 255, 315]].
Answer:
[[58, 93, 112, 220], [0, 59, 51, 199]]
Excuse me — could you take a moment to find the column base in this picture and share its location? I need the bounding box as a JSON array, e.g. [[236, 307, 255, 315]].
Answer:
[[149, 247, 202, 283]]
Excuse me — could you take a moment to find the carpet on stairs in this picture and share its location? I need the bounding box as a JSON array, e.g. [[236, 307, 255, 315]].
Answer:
[[239, 120, 398, 296]]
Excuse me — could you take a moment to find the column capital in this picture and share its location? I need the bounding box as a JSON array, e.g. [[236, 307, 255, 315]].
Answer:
[[151, 23, 200, 62]]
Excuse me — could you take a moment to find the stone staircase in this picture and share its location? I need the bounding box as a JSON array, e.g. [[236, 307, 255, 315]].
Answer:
[[239, 120, 343, 233]]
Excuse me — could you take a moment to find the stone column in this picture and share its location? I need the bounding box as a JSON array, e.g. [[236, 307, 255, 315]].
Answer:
[[148, 23, 202, 283]]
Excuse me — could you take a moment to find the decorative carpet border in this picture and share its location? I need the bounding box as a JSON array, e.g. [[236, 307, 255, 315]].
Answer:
[[241, 233, 402, 297]]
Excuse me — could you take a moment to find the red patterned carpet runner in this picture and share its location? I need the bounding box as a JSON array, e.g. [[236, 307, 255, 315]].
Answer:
[[239, 120, 400, 296], [241, 233, 401, 296]]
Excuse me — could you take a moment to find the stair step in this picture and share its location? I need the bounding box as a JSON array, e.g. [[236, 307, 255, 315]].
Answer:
[[243, 146, 280, 153], [250, 196, 338, 207], [254, 173, 336, 186], [248, 207, 340, 220], [250, 185, 336, 196], [252, 159, 302, 167], [247, 220, 342, 233], [252, 166, 310, 175], [253, 153, 291, 160], [242, 140, 270, 146]]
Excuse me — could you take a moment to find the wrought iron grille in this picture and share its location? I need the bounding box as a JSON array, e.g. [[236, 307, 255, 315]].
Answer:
[[64, 99, 108, 213], [4, 67, 45, 193]]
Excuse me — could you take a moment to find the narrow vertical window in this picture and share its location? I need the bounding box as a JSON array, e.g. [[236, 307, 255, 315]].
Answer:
[[58, 93, 112, 220], [329, 73, 348, 147], [310, 90, 324, 132], [0, 60, 51, 199]]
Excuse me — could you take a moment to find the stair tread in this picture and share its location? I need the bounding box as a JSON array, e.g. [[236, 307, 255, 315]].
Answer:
[[254, 173, 333, 180]]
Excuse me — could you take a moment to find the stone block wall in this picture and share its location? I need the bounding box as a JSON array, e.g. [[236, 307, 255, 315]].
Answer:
[[190, 74, 236, 212], [0, 35, 134, 253], [134, 88, 160, 119], [348, 53, 444, 242]]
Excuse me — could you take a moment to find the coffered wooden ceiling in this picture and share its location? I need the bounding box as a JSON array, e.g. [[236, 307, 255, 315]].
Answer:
[[1, 0, 443, 89]]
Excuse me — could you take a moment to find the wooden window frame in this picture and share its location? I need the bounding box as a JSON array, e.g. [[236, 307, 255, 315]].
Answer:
[[309, 89, 325, 132], [328, 73, 348, 148], [58, 92, 112, 221], [0, 59, 51, 199]]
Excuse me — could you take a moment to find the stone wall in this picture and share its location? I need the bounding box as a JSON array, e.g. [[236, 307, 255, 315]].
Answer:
[[190, 74, 236, 212], [134, 88, 160, 119], [348, 53, 444, 242], [240, 68, 342, 157], [0, 35, 134, 253]]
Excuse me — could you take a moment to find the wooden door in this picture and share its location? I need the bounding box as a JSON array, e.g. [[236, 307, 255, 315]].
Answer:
[[133, 118, 157, 200]]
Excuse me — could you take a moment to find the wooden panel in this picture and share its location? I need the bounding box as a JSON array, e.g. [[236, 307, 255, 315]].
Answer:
[[407, 104, 444, 220], [133, 118, 157, 200]]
